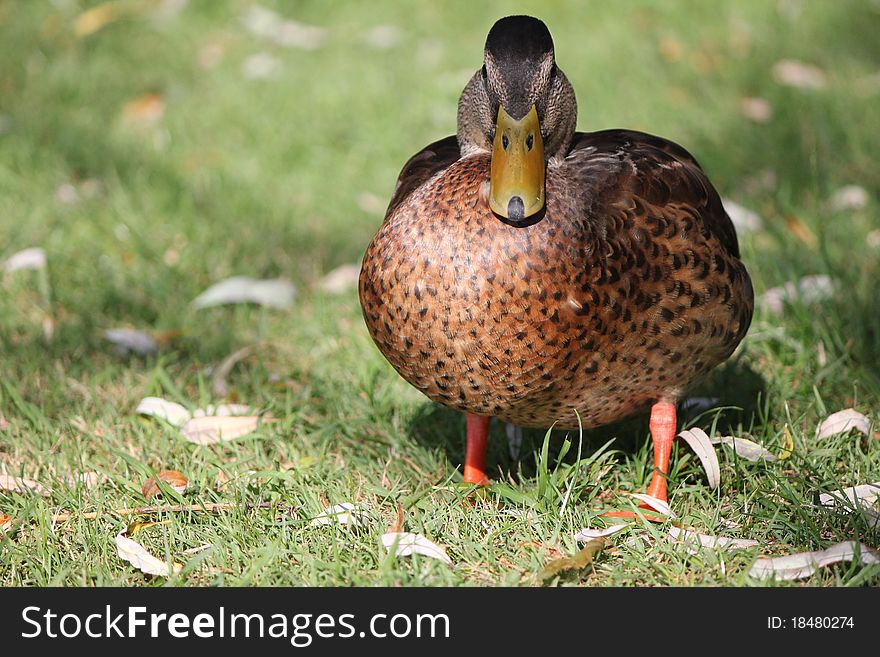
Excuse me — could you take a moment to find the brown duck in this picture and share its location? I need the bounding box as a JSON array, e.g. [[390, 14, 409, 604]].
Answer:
[[359, 15, 753, 512]]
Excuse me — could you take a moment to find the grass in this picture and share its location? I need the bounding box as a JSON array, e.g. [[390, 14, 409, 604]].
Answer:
[[0, 0, 878, 586]]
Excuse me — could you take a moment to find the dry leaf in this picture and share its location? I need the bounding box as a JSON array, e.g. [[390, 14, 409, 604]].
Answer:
[[115, 530, 182, 577], [709, 435, 778, 462], [104, 328, 158, 357], [772, 59, 827, 90], [74, 1, 128, 38], [365, 25, 402, 50], [629, 494, 675, 518], [779, 424, 794, 461], [310, 503, 370, 528], [318, 264, 361, 294], [721, 199, 763, 233], [180, 415, 262, 445], [381, 531, 453, 565], [66, 471, 102, 489], [540, 538, 604, 581], [573, 524, 627, 542], [191, 404, 254, 418], [738, 96, 773, 123], [0, 514, 11, 532], [211, 345, 255, 396], [749, 541, 880, 580], [241, 6, 326, 50], [785, 215, 818, 248], [819, 482, 880, 509], [668, 526, 759, 552], [136, 397, 191, 427], [121, 93, 165, 127], [677, 427, 721, 489], [4, 247, 47, 273], [0, 474, 51, 497], [830, 185, 869, 211], [192, 276, 296, 309], [241, 52, 281, 80], [142, 470, 189, 500], [759, 275, 836, 314], [816, 409, 870, 439]]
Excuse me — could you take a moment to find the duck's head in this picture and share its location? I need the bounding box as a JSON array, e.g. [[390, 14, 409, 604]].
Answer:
[[457, 15, 577, 224]]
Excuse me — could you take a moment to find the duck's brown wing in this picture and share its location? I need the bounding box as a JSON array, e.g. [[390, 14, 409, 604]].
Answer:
[[565, 129, 741, 259], [385, 136, 461, 220]]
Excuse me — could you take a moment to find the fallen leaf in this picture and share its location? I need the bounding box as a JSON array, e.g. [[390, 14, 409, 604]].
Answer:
[[0, 514, 11, 532], [192, 276, 296, 309], [629, 494, 675, 518], [4, 247, 47, 273], [573, 524, 627, 542], [759, 275, 836, 314], [310, 503, 370, 528], [0, 474, 51, 497], [739, 96, 773, 123], [381, 531, 453, 565], [721, 199, 763, 233], [211, 345, 255, 396], [677, 427, 721, 489], [66, 471, 102, 489], [772, 59, 827, 90], [104, 328, 158, 357], [180, 415, 263, 445], [668, 526, 759, 552], [74, 1, 128, 38], [779, 424, 794, 461], [816, 408, 870, 439], [830, 185, 869, 211], [191, 404, 255, 418], [709, 435, 778, 461], [318, 264, 361, 294], [540, 537, 604, 581], [142, 470, 189, 500], [785, 215, 818, 248], [365, 24, 402, 50], [505, 423, 523, 460], [241, 52, 282, 80], [136, 397, 191, 427], [121, 93, 165, 127], [749, 541, 880, 581], [115, 530, 182, 577], [241, 6, 326, 49], [819, 482, 880, 509]]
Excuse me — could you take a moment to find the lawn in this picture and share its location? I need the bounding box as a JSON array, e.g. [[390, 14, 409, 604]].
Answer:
[[0, 0, 878, 586]]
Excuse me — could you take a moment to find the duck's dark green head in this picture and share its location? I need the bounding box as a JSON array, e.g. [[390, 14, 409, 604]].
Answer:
[[458, 16, 577, 224]]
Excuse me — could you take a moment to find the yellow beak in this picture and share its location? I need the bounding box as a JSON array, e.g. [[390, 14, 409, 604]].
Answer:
[[489, 104, 545, 221]]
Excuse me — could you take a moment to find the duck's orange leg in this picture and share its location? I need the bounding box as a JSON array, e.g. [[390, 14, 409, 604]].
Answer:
[[463, 413, 490, 485], [605, 401, 677, 521]]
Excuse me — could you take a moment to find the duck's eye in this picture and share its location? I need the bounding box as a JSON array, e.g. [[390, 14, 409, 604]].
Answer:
[[526, 133, 534, 151], [501, 134, 509, 151]]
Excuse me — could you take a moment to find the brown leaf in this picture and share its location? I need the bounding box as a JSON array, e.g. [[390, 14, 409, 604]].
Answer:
[[0, 474, 51, 497], [785, 215, 817, 248], [0, 513, 11, 532], [540, 537, 605, 581], [121, 93, 165, 127], [141, 470, 189, 500]]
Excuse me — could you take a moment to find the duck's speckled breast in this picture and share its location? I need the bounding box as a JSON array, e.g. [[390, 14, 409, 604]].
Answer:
[[359, 150, 752, 429]]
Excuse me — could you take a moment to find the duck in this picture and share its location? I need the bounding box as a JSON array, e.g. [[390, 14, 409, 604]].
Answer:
[[358, 15, 753, 513]]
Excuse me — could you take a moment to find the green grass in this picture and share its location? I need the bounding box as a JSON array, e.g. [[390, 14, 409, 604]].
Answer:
[[1, 0, 878, 586]]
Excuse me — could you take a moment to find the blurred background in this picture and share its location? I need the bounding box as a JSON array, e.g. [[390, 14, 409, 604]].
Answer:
[[1, 0, 878, 425]]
